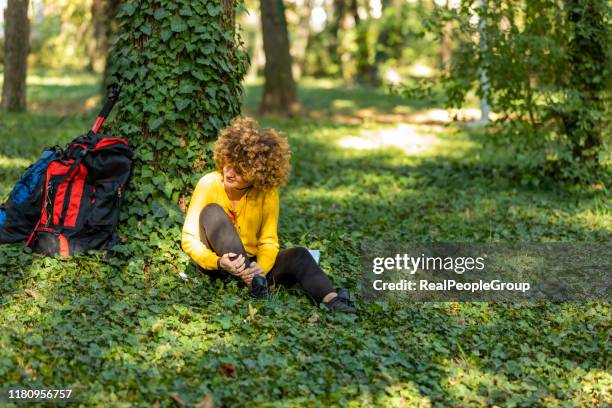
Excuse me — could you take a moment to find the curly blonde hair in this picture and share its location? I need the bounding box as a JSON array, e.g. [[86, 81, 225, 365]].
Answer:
[[213, 117, 291, 190]]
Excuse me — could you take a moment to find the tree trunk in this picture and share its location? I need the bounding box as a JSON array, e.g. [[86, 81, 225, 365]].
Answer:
[[351, 0, 375, 86], [441, 0, 453, 69], [245, 7, 264, 82], [478, 0, 490, 123], [1, 0, 30, 112], [259, 0, 301, 116], [291, 0, 313, 80], [372, 0, 391, 86], [329, 0, 346, 71], [90, 0, 107, 73], [101, 0, 121, 95]]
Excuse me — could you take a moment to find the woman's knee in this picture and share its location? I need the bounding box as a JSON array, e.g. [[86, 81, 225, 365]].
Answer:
[[200, 203, 225, 224], [290, 246, 313, 261]]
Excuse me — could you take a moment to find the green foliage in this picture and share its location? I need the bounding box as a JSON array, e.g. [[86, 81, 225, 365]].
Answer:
[[1, 78, 610, 406], [420, 0, 611, 185], [106, 0, 249, 261], [29, 0, 94, 71], [302, 1, 435, 83]]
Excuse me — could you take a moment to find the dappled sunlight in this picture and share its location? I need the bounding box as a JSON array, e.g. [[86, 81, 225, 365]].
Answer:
[[308, 105, 500, 126], [407, 108, 499, 124], [27, 95, 100, 114], [579, 369, 612, 404], [27, 74, 99, 87], [408, 62, 435, 78], [0, 155, 31, 169], [331, 99, 357, 110], [337, 123, 443, 155], [375, 382, 432, 407], [287, 185, 361, 203]]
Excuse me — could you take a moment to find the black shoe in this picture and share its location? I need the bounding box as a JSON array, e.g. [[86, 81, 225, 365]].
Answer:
[[324, 289, 356, 313], [249, 275, 270, 299], [335, 287, 355, 308]]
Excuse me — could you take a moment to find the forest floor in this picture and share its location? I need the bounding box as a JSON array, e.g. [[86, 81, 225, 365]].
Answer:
[[0, 73, 609, 407]]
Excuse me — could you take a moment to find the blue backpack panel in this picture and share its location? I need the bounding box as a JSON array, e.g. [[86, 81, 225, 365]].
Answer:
[[0, 147, 60, 243]]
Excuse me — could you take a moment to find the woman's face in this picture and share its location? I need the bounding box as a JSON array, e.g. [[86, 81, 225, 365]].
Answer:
[[223, 165, 251, 190]]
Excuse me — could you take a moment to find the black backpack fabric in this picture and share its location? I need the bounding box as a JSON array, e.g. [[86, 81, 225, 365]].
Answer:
[[25, 132, 133, 256]]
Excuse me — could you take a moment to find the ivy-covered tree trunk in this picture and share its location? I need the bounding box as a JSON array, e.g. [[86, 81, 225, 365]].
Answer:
[[108, 0, 248, 251], [259, 0, 301, 116], [1, 0, 30, 112]]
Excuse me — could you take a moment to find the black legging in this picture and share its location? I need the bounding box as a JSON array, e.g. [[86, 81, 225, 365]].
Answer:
[[198, 203, 335, 304]]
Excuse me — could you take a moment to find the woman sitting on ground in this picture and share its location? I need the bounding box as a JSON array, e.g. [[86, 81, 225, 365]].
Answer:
[[181, 117, 356, 313]]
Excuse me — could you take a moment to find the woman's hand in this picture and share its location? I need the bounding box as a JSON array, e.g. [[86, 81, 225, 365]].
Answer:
[[246, 261, 264, 277], [238, 262, 263, 287], [219, 253, 247, 275]]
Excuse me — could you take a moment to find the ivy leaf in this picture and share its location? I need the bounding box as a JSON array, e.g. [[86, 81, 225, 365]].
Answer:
[[192, 70, 206, 81], [148, 117, 164, 130], [202, 44, 215, 55], [171, 16, 188, 32], [175, 99, 191, 111], [160, 29, 172, 42], [122, 2, 136, 16], [154, 8, 169, 20], [207, 3, 220, 17], [141, 23, 152, 36]]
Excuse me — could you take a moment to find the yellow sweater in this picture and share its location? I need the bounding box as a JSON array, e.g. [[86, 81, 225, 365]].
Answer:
[[181, 171, 280, 274]]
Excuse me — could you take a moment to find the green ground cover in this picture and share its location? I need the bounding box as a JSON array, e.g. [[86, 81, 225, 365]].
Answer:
[[0, 73, 609, 407]]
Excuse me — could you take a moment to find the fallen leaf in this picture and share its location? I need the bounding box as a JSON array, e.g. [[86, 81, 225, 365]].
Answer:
[[307, 312, 320, 325], [25, 289, 40, 299], [170, 394, 186, 406], [194, 394, 215, 408], [219, 363, 236, 378], [247, 303, 257, 321]]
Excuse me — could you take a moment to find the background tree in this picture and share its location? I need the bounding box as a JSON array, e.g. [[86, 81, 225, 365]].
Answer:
[[350, 0, 375, 86], [1, 0, 30, 112], [328, 0, 347, 73], [259, 0, 301, 116], [29, 0, 92, 71], [440, 0, 453, 68], [100, 0, 121, 93], [290, 0, 312, 80], [90, 0, 108, 73]]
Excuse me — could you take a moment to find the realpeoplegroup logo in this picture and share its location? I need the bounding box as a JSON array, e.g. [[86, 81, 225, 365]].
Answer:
[[360, 242, 611, 302]]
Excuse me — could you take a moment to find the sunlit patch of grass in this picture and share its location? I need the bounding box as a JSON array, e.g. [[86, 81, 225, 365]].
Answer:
[[0, 155, 31, 169], [27, 73, 99, 87]]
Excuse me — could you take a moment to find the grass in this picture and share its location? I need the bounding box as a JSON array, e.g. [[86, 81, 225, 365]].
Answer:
[[0, 72, 610, 407]]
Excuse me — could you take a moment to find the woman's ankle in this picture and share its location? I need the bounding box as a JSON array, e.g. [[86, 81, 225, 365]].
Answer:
[[322, 292, 337, 304]]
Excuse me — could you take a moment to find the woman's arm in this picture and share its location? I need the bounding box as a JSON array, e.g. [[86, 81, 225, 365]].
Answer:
[[181, 175, 221, 269], [256, 189, 280, 274]]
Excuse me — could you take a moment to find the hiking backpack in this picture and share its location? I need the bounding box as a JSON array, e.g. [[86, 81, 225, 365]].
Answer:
[[25, 133, 133, 256], [0, 78, 132, 256]]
